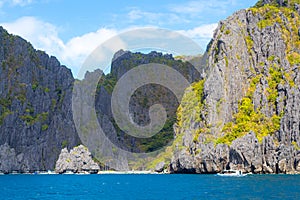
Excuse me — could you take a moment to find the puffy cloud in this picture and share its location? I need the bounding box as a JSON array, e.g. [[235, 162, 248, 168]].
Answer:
[[0, 0, 33, 7], [177, 23, 218, 49], [62, 28, 119, 76], [127, 8, 189, 25], [1, 16, 119, 76], [11, 0, 33, 6], [169, 0, 237, 14], [178, 23, 218, 39], [1, 16, 64, 56]]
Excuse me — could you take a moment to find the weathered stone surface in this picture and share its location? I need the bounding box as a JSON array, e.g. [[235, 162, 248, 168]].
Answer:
[[170, 2, 300, 174], [73, 49, 202, 170], [228, 132, 262, 173], [155, 161, 165, 173], [295, 154, 300, 171], [278, 159, 287, 173], [257, 0, 294, 7], [55, 145, 100, 174], [0, 27, 80, 172], [170, 150, 196, 173], [170, 144, 229, 174], [0, 143, 25, 173]]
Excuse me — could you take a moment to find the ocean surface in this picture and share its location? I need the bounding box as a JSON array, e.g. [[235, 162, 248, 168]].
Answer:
[[1, 174, 300, 199]]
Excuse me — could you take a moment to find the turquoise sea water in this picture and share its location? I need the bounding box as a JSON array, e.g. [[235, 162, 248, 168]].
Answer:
[[1, 174, 300, 199]]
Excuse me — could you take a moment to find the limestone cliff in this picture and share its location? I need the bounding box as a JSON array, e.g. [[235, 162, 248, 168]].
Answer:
[[0, 27, 80, 173], [72, 50, 202, 170], [1, 0, 300, 174], [169, 0, 300, 174]]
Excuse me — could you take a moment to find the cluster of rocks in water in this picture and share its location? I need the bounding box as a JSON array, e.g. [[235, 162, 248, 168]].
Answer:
[[55, 145, 100, 174]]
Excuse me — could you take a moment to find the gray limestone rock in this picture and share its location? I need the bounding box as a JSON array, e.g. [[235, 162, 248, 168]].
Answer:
[[0, 27, 80, 172], [170, 2, 300, 174], [0, 143, 25, 173], [229, 132, 262, 173], [55, 145, 100, 174], [155, 161, 165, 173], [170, 149, 196, 173]]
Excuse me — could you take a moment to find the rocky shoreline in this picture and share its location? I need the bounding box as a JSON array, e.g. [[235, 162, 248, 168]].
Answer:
[[170, 132, 300, 175]]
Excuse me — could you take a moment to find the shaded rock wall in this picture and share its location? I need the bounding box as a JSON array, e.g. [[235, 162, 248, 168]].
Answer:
[[0, 27, 80, 172]]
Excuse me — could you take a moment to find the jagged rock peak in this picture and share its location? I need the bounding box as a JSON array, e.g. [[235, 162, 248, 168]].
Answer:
[[112, 49, 174, 65], [255, 0, 300, 8], [112, 49, 130, 62], [55, 145, 100, 174], [83, 69, 104, 80]]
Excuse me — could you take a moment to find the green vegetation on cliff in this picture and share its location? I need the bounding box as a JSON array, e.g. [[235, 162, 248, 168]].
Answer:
[[216, 3, 299, 145], [216, 70, 281, 145], [256, 0, 300, 7], [95, 51, 199, 155], [143, 80, 205, 170], [251, 3, 300, 67], [174, 2, 299, 147], [20, 111, 49, 126], [0, 98, 13, 125], [176, 80, 205, 129]]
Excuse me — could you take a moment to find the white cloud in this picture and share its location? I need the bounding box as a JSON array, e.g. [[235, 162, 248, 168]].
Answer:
[[128, 9, 163, 22], [128, 9, 143, 21], [62, 28, 118, 75], [1, 16, 65, 59], [169, 0, 237, 15], [177, 23, 218, 49], [0, 0, 33, 7], [127, 8, 189, 25], [11, 0, 33, 6], [178, 23, 218, 39], [1, 16, 118, 76]]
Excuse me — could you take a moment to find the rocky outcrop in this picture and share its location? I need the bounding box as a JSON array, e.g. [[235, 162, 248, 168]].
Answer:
[[108, 51, 201, 153], [170, 1, 300, 174], [171, 137, 229, 174], [0, 143, 24, 173], [171, 131, 300, 174], [73, 50, 202, 170], [55, 145, 100, 174], [155, 161, 166, 173], [0, 27, 80, 172], [256, 0, 299, 8]]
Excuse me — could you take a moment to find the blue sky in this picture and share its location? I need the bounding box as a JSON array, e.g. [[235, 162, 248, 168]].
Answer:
[[0, 0, 257, 76]]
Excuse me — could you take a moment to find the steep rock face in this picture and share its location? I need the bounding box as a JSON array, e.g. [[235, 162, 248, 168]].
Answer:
[[55, 145, 100, 173], [74, 50, 201, 170], [108, 51, 201, 153], [72, 69, 130, 171], [111, 50, 201, 82], [0, 27, 80, 172], [171, 2, 300, 174]]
